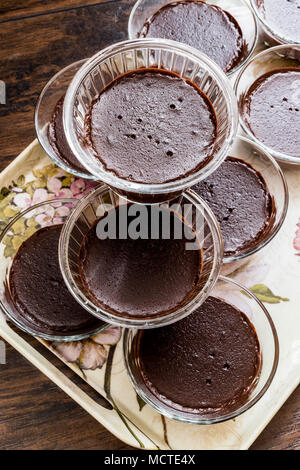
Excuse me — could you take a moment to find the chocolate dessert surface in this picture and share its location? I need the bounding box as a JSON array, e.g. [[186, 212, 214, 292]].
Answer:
[[193, 157, 274, 256], [9, 225, 103, 336], [139, 1, 245, 73], [85, 69, 217, 184], [241, 68, 300, 158], [49, 95, 87, 173], [79, 206, 202, 319], [136, 296, 261, 414], [257, 0, 300, 42]]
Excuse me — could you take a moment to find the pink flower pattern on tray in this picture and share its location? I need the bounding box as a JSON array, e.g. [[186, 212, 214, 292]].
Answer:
[[0, 164, 98, 237], [293, 219, 300, 256]]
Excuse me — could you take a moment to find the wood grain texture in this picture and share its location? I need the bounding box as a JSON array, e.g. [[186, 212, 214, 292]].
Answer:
[[0, 333, 299, 450], [0, 0, 299, 451], [0, 0, 133, 171], [0, 338, 133, 450], [0, 1, 114, 22], [251, 387, 300, 450]]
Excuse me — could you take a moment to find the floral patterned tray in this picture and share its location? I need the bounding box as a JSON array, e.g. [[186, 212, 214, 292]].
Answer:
[[0, 138, 300, 450]]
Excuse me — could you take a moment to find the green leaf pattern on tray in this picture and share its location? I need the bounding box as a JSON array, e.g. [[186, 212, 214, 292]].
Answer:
[[0, 155, 293, 450], [224, 260, 289, 305], [249, 284, 289, 304], [136, 393, 147, 412]]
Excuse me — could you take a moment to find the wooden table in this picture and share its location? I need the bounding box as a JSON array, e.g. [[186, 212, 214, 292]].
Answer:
[[0, 1, 299, 450]]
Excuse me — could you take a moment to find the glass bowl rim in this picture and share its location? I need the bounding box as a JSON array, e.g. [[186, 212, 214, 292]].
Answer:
[[128, 0, 259, 77], [34, 59, 98, 181], [63, 37, 238, 195], [234, 43, 300, 165], [222, 135, 289, 264], [58, 183, 224, 328], [123, 274, 279, 425], [250, 0, 300, 45], [0, 198, 107, 342]]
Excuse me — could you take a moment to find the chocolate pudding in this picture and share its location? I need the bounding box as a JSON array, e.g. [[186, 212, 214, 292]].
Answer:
[[85, 69, 217, 184], [139, 1, 245, 73], [256, 0, 300, 43], [49, 95, 88, 173], [79, 206, 203, 319], [241, 68, 300, 158], [135, 296, 261, 415], [193, 157, 274, 256], [8, 225, 104, 336]]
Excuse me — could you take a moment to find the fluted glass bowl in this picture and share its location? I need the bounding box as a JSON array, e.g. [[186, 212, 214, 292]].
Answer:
[[59, 184, 223, 328], [203, 135, 288, 264], [124, 275, 279, 424], [250, 0, 300, 47], [35, 59, 96, 179], [63, 38, 238, 203], [0, 199, 107, 341], [129, 0, 258, 76], [235, 44, 300, 166]]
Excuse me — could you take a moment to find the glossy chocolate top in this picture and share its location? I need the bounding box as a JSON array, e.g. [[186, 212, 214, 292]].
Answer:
[[140, 1, 245, 72], [9, 225, 103, 336], [49, 95, 88, 173], [79, 206, 202, 319], [85, 69, 217, 184], [241, 68, 300, 158], [193, 157, 274, 256], [257, 0, 300, 42], [137, 296, 260, 414]]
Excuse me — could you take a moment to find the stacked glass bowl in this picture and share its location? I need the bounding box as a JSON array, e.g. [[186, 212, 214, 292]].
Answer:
[[3, 0, 295, 425]]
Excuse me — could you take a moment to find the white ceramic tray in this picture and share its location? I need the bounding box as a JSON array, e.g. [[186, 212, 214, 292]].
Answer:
[[1, 5, 300, 446], [0, 138, 300, 449]]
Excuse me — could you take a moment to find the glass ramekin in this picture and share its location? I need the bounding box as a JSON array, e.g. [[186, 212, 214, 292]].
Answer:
[[194, 135, 288, 264], [0, 199, 107, 341], [123, 275, 279, 425], [63, 38, 238, 203], [235, 44, 300, 167], [250, 0, 300, 47], [128, 0, 258, 76], [35, 59, 96, 180], [59, 184, 223, 329]]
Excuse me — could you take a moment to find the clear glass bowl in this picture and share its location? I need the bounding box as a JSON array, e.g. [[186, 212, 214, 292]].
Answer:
[[59, 184, 223, 328], [63, 38, 238, 203], [128, 0, 258, 76], [0, 199, 107, 341], [35, 59, 96, 180], [235, 44, 300, 166], [123, 275, 279, 425], [205, 135, 288, 264], [250, 0, 300, 46]]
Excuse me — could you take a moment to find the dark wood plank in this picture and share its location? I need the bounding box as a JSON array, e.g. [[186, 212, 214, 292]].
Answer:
[[251, 386, 300, 450], [0, 338, 133, 450], [0, 1, 112, 22], [0, 0, 134, 171], [0, 334, 299, 449], [0, 0, 299, 451]]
